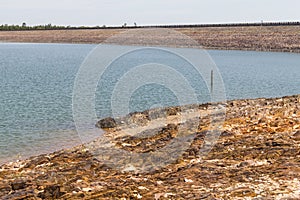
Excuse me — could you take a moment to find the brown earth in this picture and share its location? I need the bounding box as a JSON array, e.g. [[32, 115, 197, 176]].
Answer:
[[0, 95, 299, 199], [0, 26, 300, 52]]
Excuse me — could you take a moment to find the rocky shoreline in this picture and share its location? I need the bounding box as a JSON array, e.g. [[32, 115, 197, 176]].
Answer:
[[0, 95, 300, 199]]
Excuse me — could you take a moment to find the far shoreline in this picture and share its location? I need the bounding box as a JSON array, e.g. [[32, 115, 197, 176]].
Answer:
[[0, 25, 300, 53]]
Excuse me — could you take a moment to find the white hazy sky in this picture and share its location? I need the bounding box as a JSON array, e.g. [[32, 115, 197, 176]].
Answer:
[[0, 0, 299, 26]]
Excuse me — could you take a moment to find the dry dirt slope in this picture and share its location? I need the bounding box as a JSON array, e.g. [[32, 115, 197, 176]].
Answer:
[[0, 26, 300, 52]]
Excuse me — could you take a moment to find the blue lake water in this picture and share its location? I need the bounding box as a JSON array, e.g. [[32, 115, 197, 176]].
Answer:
[[0, 43, 299, 163]]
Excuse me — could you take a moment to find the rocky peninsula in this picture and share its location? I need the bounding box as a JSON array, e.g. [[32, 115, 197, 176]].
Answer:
[[0, 95, 299, 199]]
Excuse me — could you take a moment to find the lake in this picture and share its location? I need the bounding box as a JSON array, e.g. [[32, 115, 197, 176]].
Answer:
[[0, 43, 299, 164]]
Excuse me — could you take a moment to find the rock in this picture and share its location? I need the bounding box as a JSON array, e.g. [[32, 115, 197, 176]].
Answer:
[[166, 107, 180, 116], [293, 131, 300, 141], [148, 108, 166, 120], [96, 117, 117, 129], [82, 187, 92, 192], [138, 186, 149, 190], [24, 156, 50, 169], [0, 183, 11, 193], [221, 131, 234, 137], [154, 193, 163, 200], [128, 112, 149, 125], [11, 181, 26, 190], [230, 187, 256, 197], [184, 178, 193, 183], [238, 161, 249, 168], [38, 185, 65, 199]]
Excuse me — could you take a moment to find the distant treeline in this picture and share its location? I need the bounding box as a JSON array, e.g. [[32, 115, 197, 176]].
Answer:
[[0, 23, 71, 31], [1, 21, 299, 31]]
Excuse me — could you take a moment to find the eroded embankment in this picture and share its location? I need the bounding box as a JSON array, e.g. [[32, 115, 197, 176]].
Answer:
[[0, 25, 300, 53]]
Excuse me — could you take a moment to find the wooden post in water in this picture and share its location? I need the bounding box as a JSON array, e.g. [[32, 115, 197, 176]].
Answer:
[[211, 70, 214, 96]]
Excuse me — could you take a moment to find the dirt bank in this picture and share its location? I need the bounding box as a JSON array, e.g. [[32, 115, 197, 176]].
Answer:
[[0, 26, 300, 53]]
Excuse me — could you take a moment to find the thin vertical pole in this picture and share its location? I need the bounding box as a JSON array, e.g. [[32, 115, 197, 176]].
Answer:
[[211, 70, 214, 96]]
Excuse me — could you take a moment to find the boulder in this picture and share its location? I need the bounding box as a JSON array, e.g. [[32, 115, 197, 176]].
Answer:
[[96, 117, 117, 129]]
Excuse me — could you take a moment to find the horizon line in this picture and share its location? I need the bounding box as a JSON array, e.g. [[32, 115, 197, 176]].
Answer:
[[1, 21, 299, 31]]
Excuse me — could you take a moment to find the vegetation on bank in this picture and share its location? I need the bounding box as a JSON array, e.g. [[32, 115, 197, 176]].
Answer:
[[0, 23, 95, 31], [0, 22, 134, 31], [1, 21, 299, 31]]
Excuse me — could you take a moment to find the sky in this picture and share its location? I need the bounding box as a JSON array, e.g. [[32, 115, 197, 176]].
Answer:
[[0, 0, 299, 26]]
